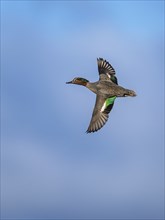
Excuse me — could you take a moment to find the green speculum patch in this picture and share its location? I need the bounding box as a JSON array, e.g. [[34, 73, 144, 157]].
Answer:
[[105, 96, 116, 107]]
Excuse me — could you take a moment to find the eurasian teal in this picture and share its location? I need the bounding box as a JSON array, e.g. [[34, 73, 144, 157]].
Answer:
[[66, 58, 136, 133]]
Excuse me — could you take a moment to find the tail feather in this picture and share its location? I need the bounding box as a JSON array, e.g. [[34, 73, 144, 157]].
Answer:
[[125, 90, 136, 97]]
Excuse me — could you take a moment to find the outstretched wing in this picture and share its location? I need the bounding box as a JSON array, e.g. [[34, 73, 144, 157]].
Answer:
[[86, 95, 116, 133], [87, 58, 119, 133], [97, 58, 118, 84]]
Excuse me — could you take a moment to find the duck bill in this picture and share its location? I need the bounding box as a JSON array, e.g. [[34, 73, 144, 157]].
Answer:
[[66, 81, 72, 84]]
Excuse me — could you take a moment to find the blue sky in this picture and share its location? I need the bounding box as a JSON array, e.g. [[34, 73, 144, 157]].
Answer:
[[1, 1, 164, 219]]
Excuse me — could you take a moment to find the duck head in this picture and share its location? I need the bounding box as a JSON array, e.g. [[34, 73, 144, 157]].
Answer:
[[66, 77, 89, 86]]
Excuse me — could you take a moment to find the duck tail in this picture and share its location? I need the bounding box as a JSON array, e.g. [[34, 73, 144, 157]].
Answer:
[[125, 90, 137, 97]]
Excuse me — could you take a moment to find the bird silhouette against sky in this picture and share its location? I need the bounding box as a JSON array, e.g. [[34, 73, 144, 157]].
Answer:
[[66, 58, 136, 133]]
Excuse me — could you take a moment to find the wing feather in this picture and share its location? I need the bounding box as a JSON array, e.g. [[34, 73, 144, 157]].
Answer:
[[86, 95, 116, 133], [97, 58, 118, 84]]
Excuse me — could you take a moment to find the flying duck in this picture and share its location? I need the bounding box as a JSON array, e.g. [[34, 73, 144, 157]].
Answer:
[[66, 58, 136, 133]]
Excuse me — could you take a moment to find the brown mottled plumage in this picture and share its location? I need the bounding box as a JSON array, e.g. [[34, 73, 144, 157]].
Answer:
[[66, 58, 136, 133]]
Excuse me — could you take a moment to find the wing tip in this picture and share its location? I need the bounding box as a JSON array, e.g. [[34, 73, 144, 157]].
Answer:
[[97, 57, 104, 63], [86, 118, 108, 133], [86, 127, 101, 134]]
